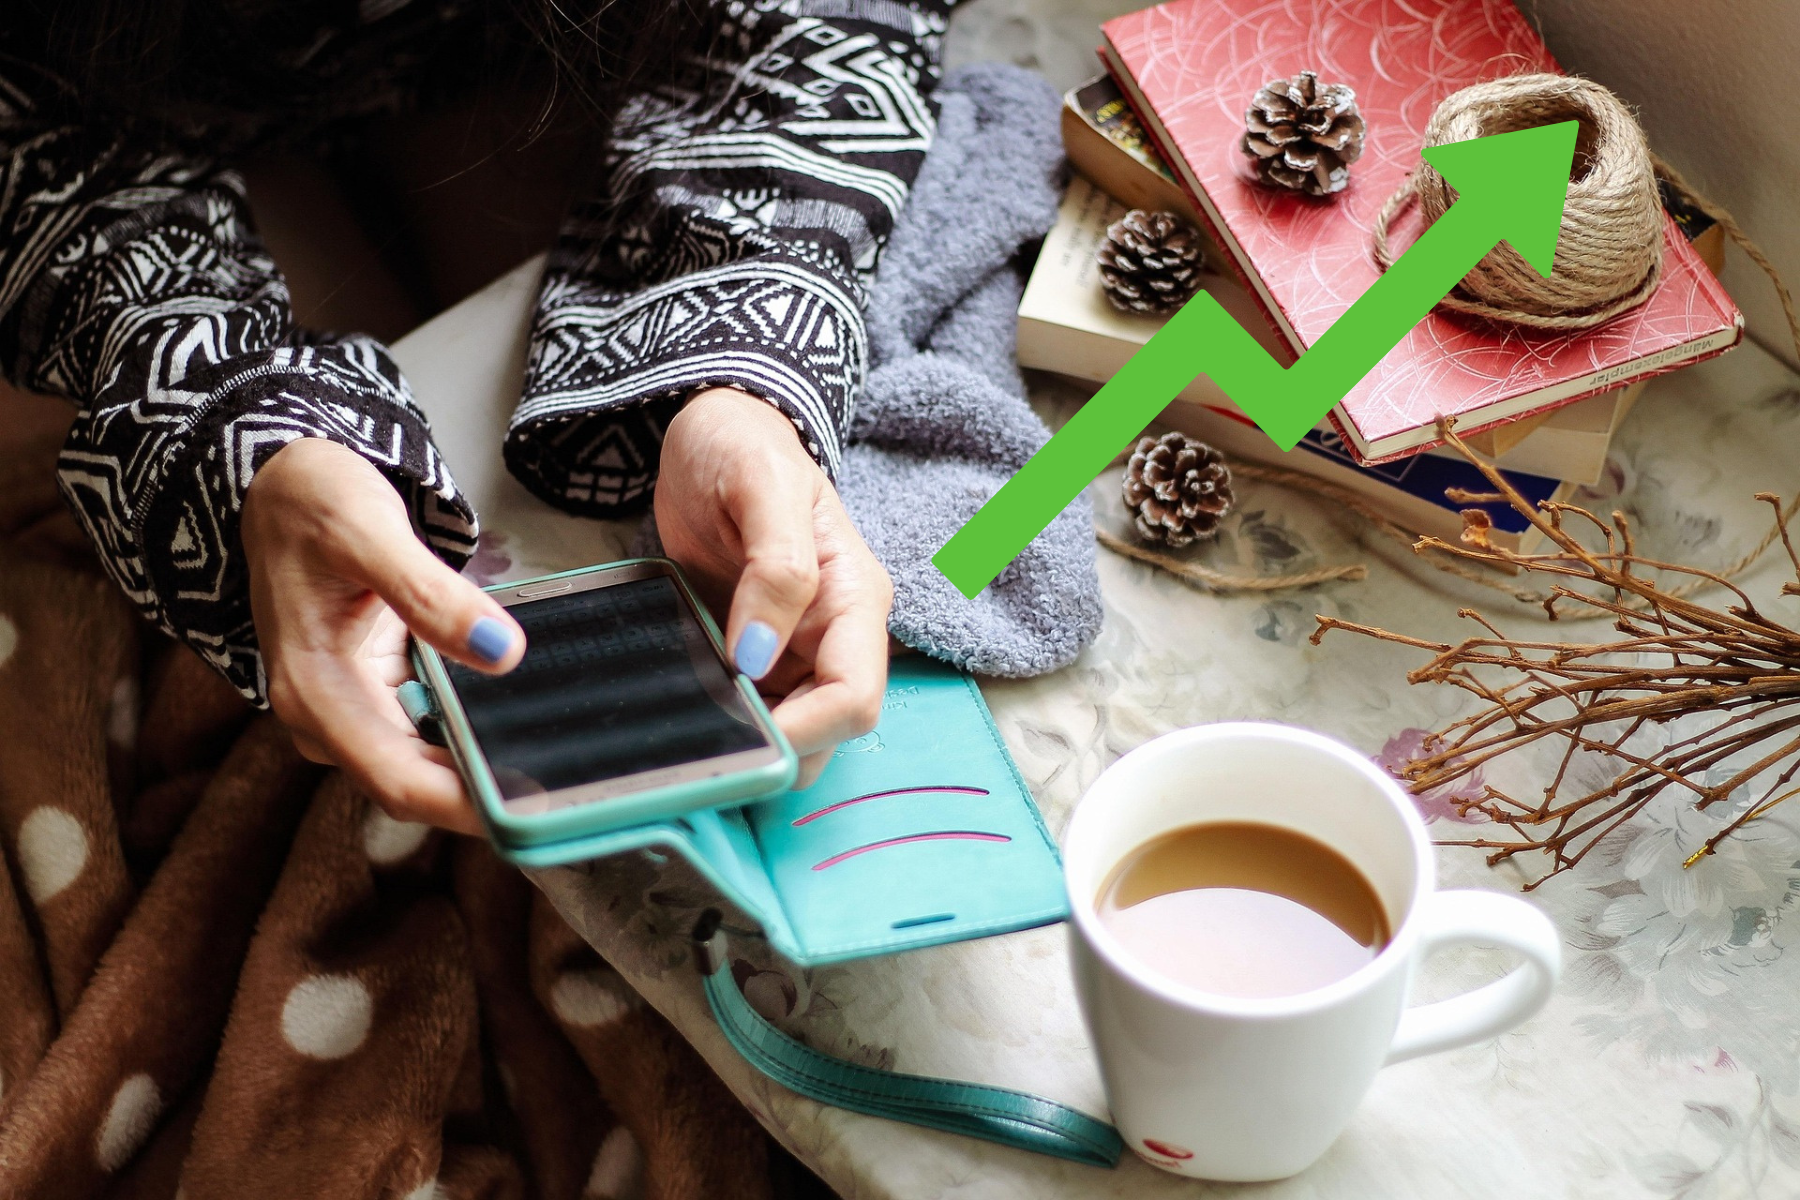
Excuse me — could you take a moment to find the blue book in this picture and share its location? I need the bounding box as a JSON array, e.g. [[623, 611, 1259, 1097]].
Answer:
[[1163, 402, 1572, 553], [1299, 422, 1564, 540]]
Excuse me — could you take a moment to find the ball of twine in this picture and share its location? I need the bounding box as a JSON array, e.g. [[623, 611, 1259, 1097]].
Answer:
[[1373, 74, 1664, 329]]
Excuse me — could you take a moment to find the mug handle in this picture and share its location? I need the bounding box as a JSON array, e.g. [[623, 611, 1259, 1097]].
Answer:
[[1385, 889, 1562, 1066]]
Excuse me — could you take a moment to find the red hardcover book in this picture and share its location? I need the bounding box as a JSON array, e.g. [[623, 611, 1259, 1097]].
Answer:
[[1099, 0, 1742, 464]]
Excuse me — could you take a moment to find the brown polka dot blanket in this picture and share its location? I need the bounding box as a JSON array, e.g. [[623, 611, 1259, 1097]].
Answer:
[[0, 406, 787, 1199]]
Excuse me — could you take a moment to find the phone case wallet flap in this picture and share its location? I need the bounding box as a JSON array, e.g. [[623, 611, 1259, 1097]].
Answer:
[[518, 657, 1070, 966]]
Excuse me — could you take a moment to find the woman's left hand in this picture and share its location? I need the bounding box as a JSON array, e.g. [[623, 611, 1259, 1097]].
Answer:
[[657, 387, 893, 786]]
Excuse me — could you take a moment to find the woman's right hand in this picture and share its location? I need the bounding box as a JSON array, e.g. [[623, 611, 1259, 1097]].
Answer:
[[240, 437, 524, 833]]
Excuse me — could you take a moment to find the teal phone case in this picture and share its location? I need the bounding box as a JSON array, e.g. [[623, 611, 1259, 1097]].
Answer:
[[412, 647, 1094, 1158], [457, 656, 1071, 966]]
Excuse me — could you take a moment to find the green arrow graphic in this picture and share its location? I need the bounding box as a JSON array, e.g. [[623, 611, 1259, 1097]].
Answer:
[[933, 119, 1579, 598]]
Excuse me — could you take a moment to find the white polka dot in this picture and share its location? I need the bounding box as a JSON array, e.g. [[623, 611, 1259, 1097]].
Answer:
[[17, 806, 88, 904], [361, 808, 430, 866], [96, 1073, 161, 1171], [281, 975, 373, 1059], [550, 970, 637, 1027], [584, 1126, 643, 1200], [402, 1180, 444, 1200], [0, 614, 16, 667]]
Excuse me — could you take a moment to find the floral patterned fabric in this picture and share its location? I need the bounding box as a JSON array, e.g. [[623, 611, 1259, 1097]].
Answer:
[[405, 240, 1800, 1196]]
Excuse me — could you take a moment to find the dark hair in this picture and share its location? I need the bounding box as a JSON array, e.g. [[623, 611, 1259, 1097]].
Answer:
[[509, 0, 713, 127], [4, 0, 711, 131]]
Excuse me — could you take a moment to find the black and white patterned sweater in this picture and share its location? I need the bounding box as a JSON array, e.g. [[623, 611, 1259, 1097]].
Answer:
[[0, 0, 952, 702]]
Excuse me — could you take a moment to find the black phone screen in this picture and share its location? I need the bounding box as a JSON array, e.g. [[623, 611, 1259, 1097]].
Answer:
[[445, 575, 769, 805]]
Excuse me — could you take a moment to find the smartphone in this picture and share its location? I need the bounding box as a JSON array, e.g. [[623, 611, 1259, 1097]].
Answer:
[[413, 558, 797, 853]]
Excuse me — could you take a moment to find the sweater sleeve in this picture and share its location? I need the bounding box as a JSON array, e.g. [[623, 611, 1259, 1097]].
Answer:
[[0, 61, 477, 703], [508, 0, 953, 515]]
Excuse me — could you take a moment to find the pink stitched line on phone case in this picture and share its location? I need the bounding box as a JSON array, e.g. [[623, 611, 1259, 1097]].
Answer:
[[792, 786, 991, 826], [811, 831, 1011, 871]]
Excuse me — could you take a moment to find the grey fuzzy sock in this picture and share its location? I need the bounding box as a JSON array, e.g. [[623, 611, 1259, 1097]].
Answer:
[[636, 63, 1103, 676], [840, 62, 1102, 677]]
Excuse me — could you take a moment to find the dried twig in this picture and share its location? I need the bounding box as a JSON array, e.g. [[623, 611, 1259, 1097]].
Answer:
[[1313, 422, 1800, 887]]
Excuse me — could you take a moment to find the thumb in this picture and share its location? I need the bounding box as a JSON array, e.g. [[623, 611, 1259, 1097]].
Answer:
[[347, 526, 525, 674], [724, 472, 821, 682]]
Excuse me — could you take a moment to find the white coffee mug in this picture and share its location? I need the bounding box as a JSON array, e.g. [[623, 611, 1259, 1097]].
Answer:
[[1064, 722, 1561, 1182]]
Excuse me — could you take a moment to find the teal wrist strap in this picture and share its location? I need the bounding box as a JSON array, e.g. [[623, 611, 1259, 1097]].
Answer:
[[692, 912, 1123, 1170], [400, 680, 1116, 1164]]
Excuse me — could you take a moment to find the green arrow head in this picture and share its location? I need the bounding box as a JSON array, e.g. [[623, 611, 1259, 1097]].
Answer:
[[1421, 118, 1577, 277]]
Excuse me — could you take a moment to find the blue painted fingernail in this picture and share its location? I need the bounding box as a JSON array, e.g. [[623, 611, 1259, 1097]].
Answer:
[[467, 617, 514, 664], [734, 621, 780, 679]]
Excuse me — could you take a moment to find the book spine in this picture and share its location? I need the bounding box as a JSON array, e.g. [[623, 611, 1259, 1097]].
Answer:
[[1060, 106, 1198, 223], [1150, 402, 1559, 555]]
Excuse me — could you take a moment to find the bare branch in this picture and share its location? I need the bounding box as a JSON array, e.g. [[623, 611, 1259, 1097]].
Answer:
[[1333, 431, 1800, 885]]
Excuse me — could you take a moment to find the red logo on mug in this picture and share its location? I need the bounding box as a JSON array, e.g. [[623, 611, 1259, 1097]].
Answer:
[[1141, 1138, 1195, 1161]]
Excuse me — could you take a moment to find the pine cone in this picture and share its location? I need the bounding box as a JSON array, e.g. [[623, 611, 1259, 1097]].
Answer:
[[1123, 432, 1234, 547], [1242, 70, 1365, 196], [1096, 209, 1205, 315]]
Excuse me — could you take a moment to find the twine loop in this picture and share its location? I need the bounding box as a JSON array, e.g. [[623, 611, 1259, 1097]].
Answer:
[[1109, 74, 1800, 602], [1373, 74, 1664, 329]]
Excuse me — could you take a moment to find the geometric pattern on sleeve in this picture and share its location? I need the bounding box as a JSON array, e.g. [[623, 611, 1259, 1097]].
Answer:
[[0, 61, 475, 703], [512, 0, 954, 515]]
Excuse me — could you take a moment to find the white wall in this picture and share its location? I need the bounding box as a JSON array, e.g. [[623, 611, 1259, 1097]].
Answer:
[[948, 0, 1800, 368], [1526, 0, 1800, 368]]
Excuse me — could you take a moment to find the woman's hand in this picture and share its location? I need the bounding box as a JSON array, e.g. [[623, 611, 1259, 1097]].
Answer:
[[657, 387, 894, 785], [241, 437, 524, 833]]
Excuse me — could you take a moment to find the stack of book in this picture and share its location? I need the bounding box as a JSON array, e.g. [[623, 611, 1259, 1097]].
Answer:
[[1022, 0, 1738, 554]]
